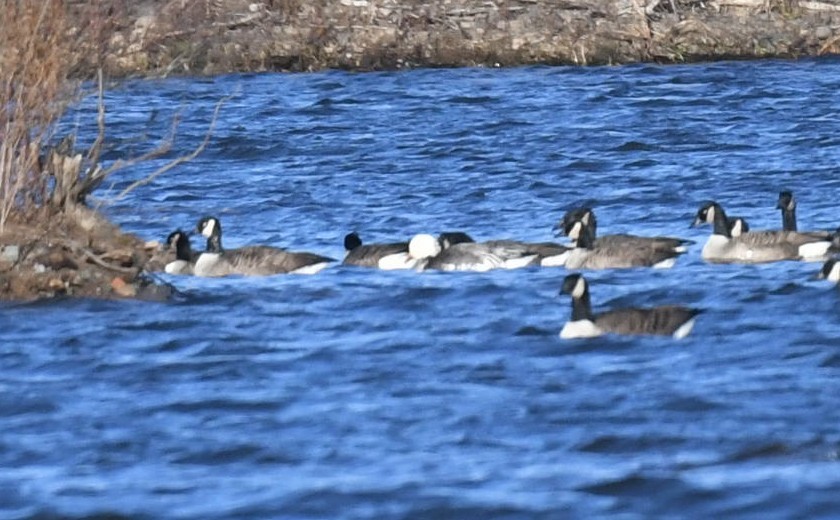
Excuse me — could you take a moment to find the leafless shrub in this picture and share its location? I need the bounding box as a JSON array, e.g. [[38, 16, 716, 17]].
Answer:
[[0, 0, 220, 232]]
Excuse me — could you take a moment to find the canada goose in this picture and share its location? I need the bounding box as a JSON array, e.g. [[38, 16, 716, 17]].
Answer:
[[437, 232, 569, 267], [691, 202, 831, 263], [194, 216, 334, 277], [817, 259, 840, 282], [408, 233, 537, 271], [561, 220, 683, 270], [555, 207, 692, 253], [559, 274, 700, 339], [776, 190, 830, 237], [164, 230, 196, 275], [342, 232, 412, 269]]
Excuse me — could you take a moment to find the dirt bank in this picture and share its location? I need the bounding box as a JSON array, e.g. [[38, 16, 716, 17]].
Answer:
[[0, 207, 175, 302], [78, 0, 840, 76]]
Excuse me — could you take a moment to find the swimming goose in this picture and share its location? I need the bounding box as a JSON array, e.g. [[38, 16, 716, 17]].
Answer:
[[342, 232, 412, 269], [194, 216, 334, 277], [437, 232, 570, 267], [817, 259, 840, 283], [555, 207, 692, 253], [408, 233, 537, 271], [562, 220, 683, 269], [559, 274, 701, 339], [691, 202, 831, 263], [777, 190, 830, 238], [164, 230, 196, 275]]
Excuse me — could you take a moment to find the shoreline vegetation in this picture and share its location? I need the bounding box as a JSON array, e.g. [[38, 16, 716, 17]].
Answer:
[[2, 0, 839, 301], [94, 0, 840, 76]]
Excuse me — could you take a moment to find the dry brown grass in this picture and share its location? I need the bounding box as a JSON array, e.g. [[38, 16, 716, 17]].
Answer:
[[0, 1, 80, 230], [0, 0, 219, 234]]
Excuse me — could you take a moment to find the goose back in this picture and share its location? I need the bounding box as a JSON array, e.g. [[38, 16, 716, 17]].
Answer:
[[564, 221, 682, 270]]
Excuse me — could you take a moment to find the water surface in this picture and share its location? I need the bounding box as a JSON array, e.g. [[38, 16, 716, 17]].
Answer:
[[2, 59, 840, 518]]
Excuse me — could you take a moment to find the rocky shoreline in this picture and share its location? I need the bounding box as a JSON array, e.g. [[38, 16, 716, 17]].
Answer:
[[83, 0, 840, 77], [0, 208, 175, 302]]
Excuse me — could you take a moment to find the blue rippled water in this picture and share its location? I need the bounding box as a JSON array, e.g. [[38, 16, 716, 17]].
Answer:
[[2, 59, 840, 518]]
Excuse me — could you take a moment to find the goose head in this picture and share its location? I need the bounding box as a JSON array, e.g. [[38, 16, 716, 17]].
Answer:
[[560, 273, 588, 299], [728, 217, 750, 237], [166, 229, 192, 260], [197, 216, 221, 238], [408, 234, 442, 260], [554, 207, 595, 237], [344, 232, 362, 251], [691, 202, 731, 237], [437, 231, 474, 249], [777, 190, 795, 211]]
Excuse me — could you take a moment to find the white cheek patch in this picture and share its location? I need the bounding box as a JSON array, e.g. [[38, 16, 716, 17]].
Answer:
[[707, 205, 715, 223], [202, 219, 216, 238], [572, 277, 586, 298], [568, 221, 582, 241], [831, 262, 840, 282]]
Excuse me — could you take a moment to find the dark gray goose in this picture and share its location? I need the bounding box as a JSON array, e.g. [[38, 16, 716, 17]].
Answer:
[[437, 232, 570, 267], [342, 232, 411, 269], [164, 230, 196, 275], [692, 202, 831, 263], [562, 220, 683, 269], [408, 234, 537, 271], [777, 190, 830, 238], [194, 216, 334, 277], [559, 274, 701, 339], [555, 207, 692, 253]]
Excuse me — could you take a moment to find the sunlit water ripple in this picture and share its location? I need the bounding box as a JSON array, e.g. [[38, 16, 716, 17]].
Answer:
[[2, 59, 840, 519]]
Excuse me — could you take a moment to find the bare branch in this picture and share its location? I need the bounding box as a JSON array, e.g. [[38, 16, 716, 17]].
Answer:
[[85, 68, 106, 168], [57, 238, 139, 275], [110, 95, 227, 202]]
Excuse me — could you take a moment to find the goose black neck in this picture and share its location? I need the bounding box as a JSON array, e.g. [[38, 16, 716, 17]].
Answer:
[[570, 288, 595, 321], [711, 205, 732, 238], [575, 222, 597, 249], [175, 236, 192, 261], [587, 213, 598, 237], [205, 234, 223, 253], [781, 207, 797, 232]]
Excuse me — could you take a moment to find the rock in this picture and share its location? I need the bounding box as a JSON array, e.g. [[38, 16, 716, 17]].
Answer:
[[110, 277, 137, 298], [100, 248, 136, 267], [47, 278, 66, 292], [815, 26, 832, 39], [1, 245, 20, 263]]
